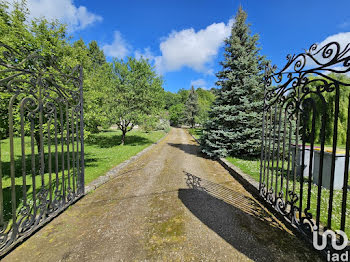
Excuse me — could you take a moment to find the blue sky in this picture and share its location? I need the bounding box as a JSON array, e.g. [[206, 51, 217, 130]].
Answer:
[[16, 0, 350, 92]]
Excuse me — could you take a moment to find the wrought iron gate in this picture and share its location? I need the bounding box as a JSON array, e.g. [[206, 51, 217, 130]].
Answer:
[[260, 41, 350, 252], [0, 42, 84, 255]]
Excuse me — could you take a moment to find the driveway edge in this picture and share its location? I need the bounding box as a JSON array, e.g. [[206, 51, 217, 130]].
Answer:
[[188, 132, 260, 197]]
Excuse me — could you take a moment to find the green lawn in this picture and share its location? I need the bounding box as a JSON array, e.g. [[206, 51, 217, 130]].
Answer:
[[84, 129, 166, 184], [0, 129, 166, 224], [188, 128, 202, 140]]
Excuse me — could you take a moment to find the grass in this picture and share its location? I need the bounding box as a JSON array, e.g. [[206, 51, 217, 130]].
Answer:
[[188, 128, 202, 140], [0, 129, 166, 225], [84, 129, 165, 184]]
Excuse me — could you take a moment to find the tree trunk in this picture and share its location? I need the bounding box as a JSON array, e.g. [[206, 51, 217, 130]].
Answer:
[[191, 112, 195, 128], [121, 130, 126, 145]]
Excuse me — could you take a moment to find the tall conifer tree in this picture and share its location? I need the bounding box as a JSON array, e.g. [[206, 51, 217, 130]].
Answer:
[[185, 86, 199, 128], [201, 7, 265, 158]]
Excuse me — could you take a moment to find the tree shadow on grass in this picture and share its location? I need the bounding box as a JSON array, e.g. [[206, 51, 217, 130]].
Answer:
[[3, 185, 24, 222], [0, 151, 96, 224], [179, 172, 321, 262], [86, 133, 152, 148], [1, 152, 96, 179]]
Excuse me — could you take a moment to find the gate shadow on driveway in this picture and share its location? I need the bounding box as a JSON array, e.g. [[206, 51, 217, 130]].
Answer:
[[178, 173, 320, 262]]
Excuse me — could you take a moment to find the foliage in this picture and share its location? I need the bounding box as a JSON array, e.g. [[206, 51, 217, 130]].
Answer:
[[0, 1, 213, 145], [196, 88, 215, 125], [0, 1, 72, 150], [184, 86, 199, 127], [109, 57, 165, 144], [155, 110, 171, 132], [65, 38, 112, 134], [0, 1, 117, 140], [305, 74, 350, 145], [167, 88, 215, 127], [169, 103, 185, 127], [178, 88, 190, 103], [164, 91, 181, 110], [201, 7, 265, 158]]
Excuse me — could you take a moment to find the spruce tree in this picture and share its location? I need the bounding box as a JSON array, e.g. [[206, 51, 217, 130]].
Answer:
[[200, 7, 265, 158], [185, 86, 199, 128], [88, 40, 107, 67]]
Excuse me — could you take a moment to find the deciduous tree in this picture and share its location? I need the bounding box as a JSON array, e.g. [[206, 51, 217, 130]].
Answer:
[[109, 57, 164, 144]]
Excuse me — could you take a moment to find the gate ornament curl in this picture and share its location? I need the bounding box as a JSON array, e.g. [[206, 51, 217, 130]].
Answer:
[[0, 42, 84, 255], [261, 41, 350, 253]]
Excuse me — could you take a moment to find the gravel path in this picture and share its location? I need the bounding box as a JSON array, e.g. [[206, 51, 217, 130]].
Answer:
[[3, 128, 321, 261]]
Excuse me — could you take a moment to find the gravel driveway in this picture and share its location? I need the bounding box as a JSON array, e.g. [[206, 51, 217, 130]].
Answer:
[[3, 128, 322, 262]]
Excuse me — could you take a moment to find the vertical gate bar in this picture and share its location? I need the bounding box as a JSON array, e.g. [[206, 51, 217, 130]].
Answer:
[[0, 135, 3, 225], [59, 104, 65, 203], [327, 85, 340, 229], [293, 106, 300, 195], [47, 119, 52, 206], [259, 98, 266, 191], [299, 104, 307, 219], [285, 120, 293, 203], [38, 86, 45, 189], [280, 108, 288, 193], [75, 114, 80, 193], [307, 101, 316, 211], [30, 119, 36, 218], [9, 96, 18, 235], [275, 105, 283, 199], [79, 66, 85, 194], [270, 104, 278, 197], [266, 108, 273, 192], [316, 101, 327, 228], [20, 101, 27, 205], [340, 95, 350, 231], [66, 102, 71, 196], [71, 109, 76, 194], [54, 108, 59, 199], [262, 107, 269, 187]]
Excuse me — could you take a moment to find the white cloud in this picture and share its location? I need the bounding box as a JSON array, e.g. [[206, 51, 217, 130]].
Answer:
[[11, 0, 103, 32], [102, 31, 131, 59], [284, 32, 350, 72], [155, 19, 234, 74], [308, 32, 350, 73], [318, 32, 350, 49], [190, 79, 207, 89]]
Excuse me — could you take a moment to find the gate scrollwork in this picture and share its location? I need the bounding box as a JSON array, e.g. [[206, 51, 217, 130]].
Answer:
[[260, 41, 350, 253], [0, 41, 84, 255]]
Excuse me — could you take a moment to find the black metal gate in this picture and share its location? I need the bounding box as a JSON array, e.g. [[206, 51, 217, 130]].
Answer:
[[260, 41, 350, 252], [0, 42, 84, 255]]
